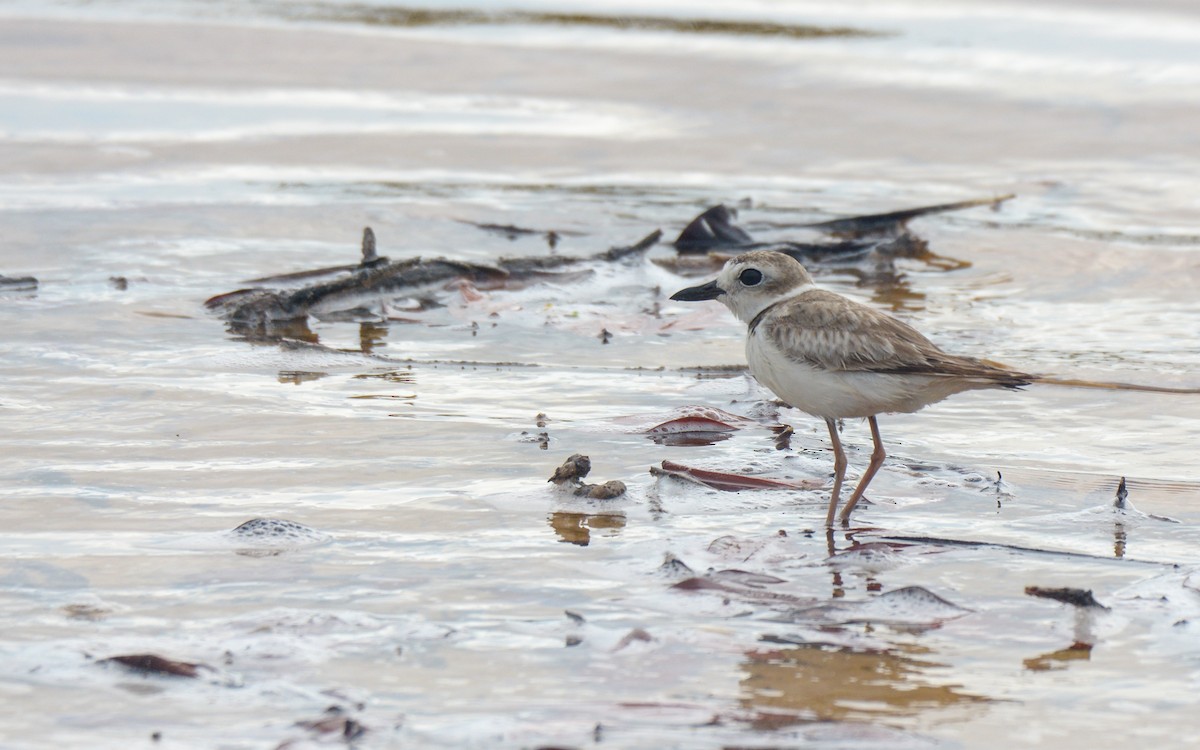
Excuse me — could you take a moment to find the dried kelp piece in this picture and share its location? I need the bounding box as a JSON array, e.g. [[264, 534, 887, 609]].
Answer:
[[548, 454, 627, 499], [708, 569, 788, 588], [1024, 586, 1110, 656], [878, 533, 1172, 565], [615, 405, 759, 431], [463, 220, 545, 239], [100, 654, 204, 678], [650, 460, 820, 491], [207, 228, 662, 337], [802, 194, 1015, 238], [1025, 586, 1110, 610], [673, 204, 878, 258], [672, 568, 969, 628], [460, 219, 583, 250], [674, 204, 755, 251], [673, 195, 1013, 254], [308, 6, 879, 42], [645, 415, 738, 446], [672, 574, 816, 606], [784, 586, 972, 626]]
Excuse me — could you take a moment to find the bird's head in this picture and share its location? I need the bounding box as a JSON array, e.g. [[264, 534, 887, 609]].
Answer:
[[669, 250, 816, 325]]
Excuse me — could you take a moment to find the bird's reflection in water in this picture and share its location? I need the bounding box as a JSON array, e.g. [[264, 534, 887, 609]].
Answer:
[[740, 642, 989, 728], [549, 511, 627, 546]]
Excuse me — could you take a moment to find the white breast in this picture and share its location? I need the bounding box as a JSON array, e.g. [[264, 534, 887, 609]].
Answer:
[[746, 329, 953, 419]]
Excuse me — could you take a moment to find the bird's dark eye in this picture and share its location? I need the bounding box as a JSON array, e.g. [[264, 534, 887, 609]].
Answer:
[[738, 268, 763, 286]]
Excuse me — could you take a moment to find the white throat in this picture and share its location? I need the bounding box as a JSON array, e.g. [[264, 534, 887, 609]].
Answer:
[[727, 282, 816, 327]]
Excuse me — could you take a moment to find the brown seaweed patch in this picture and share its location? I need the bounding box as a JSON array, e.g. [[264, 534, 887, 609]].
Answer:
[[100, 654, 204, 678], [295, 4, 882, 40]]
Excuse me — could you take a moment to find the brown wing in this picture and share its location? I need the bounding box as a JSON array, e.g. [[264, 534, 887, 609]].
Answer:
[[761, 290, 1029, 384]]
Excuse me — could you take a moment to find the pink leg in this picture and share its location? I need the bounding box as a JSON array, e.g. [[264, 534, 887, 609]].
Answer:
[[839, 416, 886, 525], [824, 418, 847, 528]]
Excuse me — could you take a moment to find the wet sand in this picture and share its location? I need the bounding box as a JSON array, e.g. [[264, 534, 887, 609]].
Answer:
[[2, 1, 1200, 748]]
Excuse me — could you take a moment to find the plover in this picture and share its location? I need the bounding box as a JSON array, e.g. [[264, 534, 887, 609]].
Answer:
[[670, 249, 1031, 527]]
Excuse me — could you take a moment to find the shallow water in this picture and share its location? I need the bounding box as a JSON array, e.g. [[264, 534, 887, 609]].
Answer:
[[2, 1, 1200, 748]]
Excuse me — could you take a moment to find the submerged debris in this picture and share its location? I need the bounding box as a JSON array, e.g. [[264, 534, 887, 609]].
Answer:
[[226, 518, 333, 555], [672, 573, 814, 606], [294, 707, 367, 743], [548, 453, 627, 499], [1024, 586, 1110, 610], [1025, 586, 1110, 657], [207, 196, 1010, 343], [611, 627, 654, 652], [645, 415, 738, 446], [672, 196, 1013, 263], [206, 227, 662, 339], [100, 654, 205, 678], [230, 518, 328, 541], [782, 585, 973, 626], [803, 194, 1014, 238], [460, 219, 578, 250], [0, 274, 38, 292], [658, 553, 695, 577], [650, 460, 820, 492], [675, 203, 878, 260]]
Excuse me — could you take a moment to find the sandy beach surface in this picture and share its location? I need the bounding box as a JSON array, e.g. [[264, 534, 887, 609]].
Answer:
[[2, 1, 1200, 747]]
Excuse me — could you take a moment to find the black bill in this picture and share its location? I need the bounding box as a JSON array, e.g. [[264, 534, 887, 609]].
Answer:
[[670, 279, 725, 302]]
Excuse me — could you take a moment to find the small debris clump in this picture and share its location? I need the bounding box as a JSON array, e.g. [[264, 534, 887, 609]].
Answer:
[[548, 454, 627, 499]]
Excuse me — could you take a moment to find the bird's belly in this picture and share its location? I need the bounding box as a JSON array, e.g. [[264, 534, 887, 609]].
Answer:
[[746, 335, 948, 419]]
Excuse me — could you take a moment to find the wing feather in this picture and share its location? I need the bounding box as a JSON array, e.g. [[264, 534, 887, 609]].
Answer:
[[760, 290, 1028, 384]]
